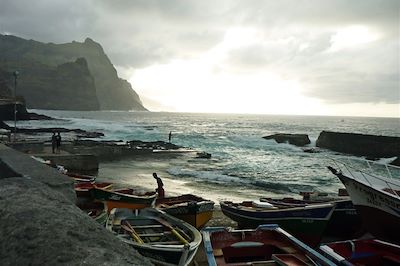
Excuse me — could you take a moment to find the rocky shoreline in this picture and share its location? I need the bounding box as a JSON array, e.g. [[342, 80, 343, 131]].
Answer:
[[264, 131, 400, 166]]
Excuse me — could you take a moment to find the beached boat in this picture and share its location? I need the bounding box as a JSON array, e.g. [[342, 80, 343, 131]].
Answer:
[[320, 238, 400, 265], [260, 197, 363, 239], [156, 194, 215, 229], [203, 224, 336, 266], [328, 159, 400, 244], [74, 182, 113, 198], [220, 200, 334, 247], [91, 187, 157, 213], [106, 208, 202, 266], [67, 172, 97, 183], [78, 201, 108, 225]]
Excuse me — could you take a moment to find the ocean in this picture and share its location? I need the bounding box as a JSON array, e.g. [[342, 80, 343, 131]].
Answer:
[[18, 110, 400, 203]]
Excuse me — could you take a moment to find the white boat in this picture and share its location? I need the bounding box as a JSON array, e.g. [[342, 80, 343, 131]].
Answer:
[[328, 159, 400, 244]]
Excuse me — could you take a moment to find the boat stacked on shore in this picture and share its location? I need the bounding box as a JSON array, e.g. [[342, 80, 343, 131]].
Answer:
[[106, 208, 202, 265], [203, 224, 336, 266], [220, 200, 334, 247]]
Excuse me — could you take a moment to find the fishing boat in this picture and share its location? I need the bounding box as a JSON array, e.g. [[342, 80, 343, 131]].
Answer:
[[91, 187, 157, 213], [328, 159, 400, 244], [220, 200, 334, 247], [78, 201, 108, 226], [106, 208, 202, 266], [75, 182, 113, 198], [320, 238, 400, 265], [67, 172, 97, 183], [260, 197, 363, 239], [203, 224, 335, 266], [156, 194, 215, 229]]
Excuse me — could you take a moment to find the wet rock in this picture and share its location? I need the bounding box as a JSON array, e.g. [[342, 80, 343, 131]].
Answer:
[[263, 133, 311, 146]]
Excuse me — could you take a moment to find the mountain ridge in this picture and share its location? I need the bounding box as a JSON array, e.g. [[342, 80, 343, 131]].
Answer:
[[0, 34, 147, 111]]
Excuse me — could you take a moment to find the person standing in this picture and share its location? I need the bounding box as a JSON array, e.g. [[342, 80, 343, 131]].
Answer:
[[56, 132, 62, 153], [168, 131, 172, 143], [153, 172, 165, 198], [51, 132, 57, 154]]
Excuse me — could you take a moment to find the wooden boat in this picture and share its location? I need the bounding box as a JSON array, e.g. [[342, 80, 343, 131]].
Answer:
[[203, 224, 335, 266], [320, 238, 400, 265], [106, 208, 202, 266], [328, 160, 400, 244], [74, 182, 113, 198], [220, 200, 334, 247], [67, 172, 97, 183], [91, 187, 157, 213], [260, 197, 363, 239], [78, 201, 108, 226], [156, 194, 214, 229]]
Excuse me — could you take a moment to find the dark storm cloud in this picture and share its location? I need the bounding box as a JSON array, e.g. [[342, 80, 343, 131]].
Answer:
[[0, 0, 398, 104]]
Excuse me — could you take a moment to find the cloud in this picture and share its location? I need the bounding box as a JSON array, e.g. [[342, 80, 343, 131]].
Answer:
[[0, 0, 398, 111]]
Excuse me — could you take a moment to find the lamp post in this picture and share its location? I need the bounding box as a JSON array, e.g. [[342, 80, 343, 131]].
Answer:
[[13, 70, 19, 142]]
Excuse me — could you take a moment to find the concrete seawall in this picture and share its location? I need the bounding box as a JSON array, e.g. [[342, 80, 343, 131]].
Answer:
[[0, 144, 152, 265]]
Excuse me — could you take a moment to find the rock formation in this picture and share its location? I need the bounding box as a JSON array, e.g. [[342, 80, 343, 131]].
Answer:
[[0, 144, 151, 265], [263, 133, 311, 146], [0, 34, 147, 111], [316, 131, 400, 158]]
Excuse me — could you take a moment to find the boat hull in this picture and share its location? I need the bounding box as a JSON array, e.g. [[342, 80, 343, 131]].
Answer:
[[338, 173, 400, 244], [203, 224, 336, 266], [320, 238, 400, 266], [166, 210, 213, 230], [324, 200, 363, 239], [220, 201, 334, 247], [157, 195, 215, 229], [260, 198, 363, 239], [91, 188, 156, 213]]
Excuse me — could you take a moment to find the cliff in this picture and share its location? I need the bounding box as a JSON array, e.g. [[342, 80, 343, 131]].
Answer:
[[316, 131, 400, 158], [0, 34, 147, 111]]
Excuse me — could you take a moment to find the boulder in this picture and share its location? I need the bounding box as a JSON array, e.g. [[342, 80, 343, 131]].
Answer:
[[0, 177, 151, 266], [263, 133, 311, 146], [316, 131, 400, 158]]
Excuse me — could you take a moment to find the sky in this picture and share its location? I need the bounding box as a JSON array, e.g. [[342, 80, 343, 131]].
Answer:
[[0, 0, 399, 117]]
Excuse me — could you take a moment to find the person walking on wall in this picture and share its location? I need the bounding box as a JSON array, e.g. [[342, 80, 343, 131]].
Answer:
[[51, 132, 57, 154], [56, 132, 62, 153], [153, 172, 165, 198]]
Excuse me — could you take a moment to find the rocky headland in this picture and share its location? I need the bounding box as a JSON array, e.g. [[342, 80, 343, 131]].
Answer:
[[0, 34, 147, 111]]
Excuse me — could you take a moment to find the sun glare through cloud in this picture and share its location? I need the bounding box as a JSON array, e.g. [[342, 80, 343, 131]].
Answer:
[[328, 25, 380, 52]]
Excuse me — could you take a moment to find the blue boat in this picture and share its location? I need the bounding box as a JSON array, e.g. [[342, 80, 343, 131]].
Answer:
[[220, 200, 334, 247]]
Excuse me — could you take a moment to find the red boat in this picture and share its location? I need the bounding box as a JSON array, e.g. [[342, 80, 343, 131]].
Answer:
[[203, 224, 335, 266], [320, 238, 400, 265]]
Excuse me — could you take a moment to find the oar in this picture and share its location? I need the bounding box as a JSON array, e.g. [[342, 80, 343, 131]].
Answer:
[[156, 218, 189, 245], [121, 221, 144, 244]]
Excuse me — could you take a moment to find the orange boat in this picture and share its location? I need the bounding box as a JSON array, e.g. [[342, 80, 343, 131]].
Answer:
[[156, 194, 215, 229]]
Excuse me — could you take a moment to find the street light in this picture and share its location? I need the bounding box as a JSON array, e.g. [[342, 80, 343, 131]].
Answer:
[[13, 70, 19, 142]]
